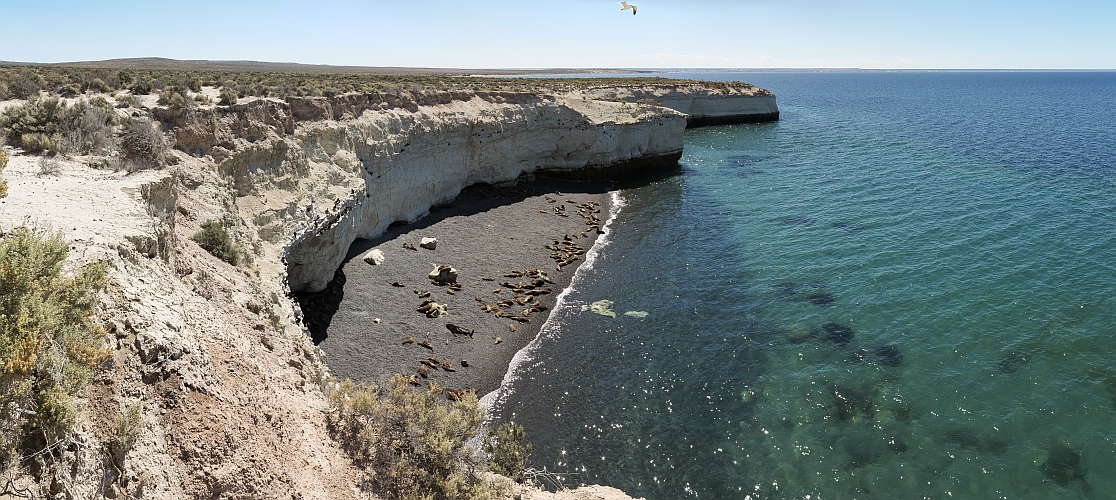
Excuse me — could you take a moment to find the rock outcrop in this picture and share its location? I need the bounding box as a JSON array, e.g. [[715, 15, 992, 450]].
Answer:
[[574, 82, 779, 126]]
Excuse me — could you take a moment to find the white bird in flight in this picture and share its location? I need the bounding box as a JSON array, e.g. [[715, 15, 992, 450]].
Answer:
[[620, 1, 637, 15]]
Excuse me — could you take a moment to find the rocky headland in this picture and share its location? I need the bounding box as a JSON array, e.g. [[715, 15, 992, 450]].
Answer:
[[0, 76, 776, 498]]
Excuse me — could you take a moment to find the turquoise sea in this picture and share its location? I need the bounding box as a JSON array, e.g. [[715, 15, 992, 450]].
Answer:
[[489, 72, 1116, 499]]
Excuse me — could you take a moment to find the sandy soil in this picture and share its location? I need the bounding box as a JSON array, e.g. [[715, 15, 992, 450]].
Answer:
[[299, 178, 615, 395]]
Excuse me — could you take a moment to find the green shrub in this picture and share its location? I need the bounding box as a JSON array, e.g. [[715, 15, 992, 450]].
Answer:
[[190, 220, 239, 265], [157, 85, 193, 109], [130, 79, 152, 95], [0, 97, 67, 144], [113, 93, 138, 108], [484, 422, 531, 482], [20, 132, 58, 154], [0, 97, 116, 155], [194, 93, 212, 105], [109, 403, 142, 465], [329, 376, 504, 500], [0, 227, 109, 468], [218, 87, 238, 106]]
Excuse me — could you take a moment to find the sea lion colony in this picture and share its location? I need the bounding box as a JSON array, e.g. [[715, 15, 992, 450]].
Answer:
[[381, 195, 606, 400]]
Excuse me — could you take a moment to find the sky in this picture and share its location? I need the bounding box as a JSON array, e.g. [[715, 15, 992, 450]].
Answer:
[[1, 0, 1114, 69]]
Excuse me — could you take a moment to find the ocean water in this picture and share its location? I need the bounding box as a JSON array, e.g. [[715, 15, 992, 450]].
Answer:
[[489, 72, 1116, 499]]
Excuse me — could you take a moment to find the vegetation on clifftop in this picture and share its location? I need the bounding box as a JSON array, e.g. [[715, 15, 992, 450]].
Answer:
[[0, 64, 764, 102], [0, 228, 109, 470]]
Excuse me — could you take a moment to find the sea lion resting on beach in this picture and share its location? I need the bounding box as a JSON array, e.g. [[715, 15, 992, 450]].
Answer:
[[446, 323, 475, 337]]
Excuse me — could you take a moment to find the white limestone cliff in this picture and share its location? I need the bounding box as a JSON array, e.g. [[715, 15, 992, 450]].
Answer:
[[574, 82, 779, 126]]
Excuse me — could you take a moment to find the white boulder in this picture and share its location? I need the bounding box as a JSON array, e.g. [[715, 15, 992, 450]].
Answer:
[[361, 248, 385, 265]]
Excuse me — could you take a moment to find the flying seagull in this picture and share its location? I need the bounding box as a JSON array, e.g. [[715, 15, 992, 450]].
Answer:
[[620, 1, 637, 15]]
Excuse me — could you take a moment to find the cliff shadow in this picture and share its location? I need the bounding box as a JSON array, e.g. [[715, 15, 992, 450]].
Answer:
[[292, 267, 346, 344]]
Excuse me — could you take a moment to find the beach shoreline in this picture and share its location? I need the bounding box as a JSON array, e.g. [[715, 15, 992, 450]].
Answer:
[[298, 176, 626, 396]]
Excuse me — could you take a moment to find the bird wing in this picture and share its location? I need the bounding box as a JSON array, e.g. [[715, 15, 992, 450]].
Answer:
[[620, 1, 630, 8], [632, 5, 637, 14]]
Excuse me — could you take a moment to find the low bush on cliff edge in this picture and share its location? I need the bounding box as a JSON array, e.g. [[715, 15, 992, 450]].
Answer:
[[484, 421, 531, 482], [190, 220, 239, 266], [329, 376, 510, 500], [119, 117, 167, 169], [0, 228, 110, 469]]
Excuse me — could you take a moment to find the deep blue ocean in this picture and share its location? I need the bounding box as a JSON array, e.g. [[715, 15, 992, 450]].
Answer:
[[488, 71, 1116, 499]]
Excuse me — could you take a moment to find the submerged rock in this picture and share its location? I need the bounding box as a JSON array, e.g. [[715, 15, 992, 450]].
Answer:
[[808, 292, 836, 306], [823, 322, 855, 346], [997, 351, 1030, 373], [783, 323, 813, 343], [623, 310, 648, 318], [586, 300, 617, 318], [873, 344, 903, 366], [1042, 444, 1087, 486]]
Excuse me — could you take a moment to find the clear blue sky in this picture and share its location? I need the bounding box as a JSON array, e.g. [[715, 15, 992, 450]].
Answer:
[[2, 0, 1114, 69]]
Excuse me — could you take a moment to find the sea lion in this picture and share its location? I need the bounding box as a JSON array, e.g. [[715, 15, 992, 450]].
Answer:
[[446, 324, 475, 337], [494, 337, 503, 345], [417, 341, 434, 350], [403, 243, 418, 251], [475, 296, 483, 302], [418, 366, 429, 378], [390, 281, 405, 287], [493, 288, 502, 294], [446, 390, 460, 401], [401, 336, 414, 345], [441, 360, 456, 372], [417, 291, 431, 298], [461, 359, 470, 367], [409, 374, 422, 386], [482, 277, 495, 281], [508, 323, 516, 332], [420, 359, 438, 368], [446, 289, 456, 295]]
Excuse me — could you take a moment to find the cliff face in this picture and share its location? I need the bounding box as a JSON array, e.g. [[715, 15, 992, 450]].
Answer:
[[575, 82, 780, 126], [179, 92, 690, 294]]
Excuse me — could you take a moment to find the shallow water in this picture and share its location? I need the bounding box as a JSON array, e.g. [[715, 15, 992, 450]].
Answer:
[[491, 72, 1116, 499]]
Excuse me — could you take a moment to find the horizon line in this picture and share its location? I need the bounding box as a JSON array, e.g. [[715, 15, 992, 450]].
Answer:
[[0, 58, 1113, 73]]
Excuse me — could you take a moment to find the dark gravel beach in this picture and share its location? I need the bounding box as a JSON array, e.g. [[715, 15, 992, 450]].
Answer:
[[296, 178, 614, 396]]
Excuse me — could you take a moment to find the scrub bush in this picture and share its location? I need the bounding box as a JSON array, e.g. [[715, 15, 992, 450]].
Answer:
[[484, 422, 531, 482], [118, 117, 166, 168], [218, 87, 238, 106], [329, 376, 505, 500], [190, 220, 239, 266], [0, 228, 110, 468], [0, 97, 116, 155]]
